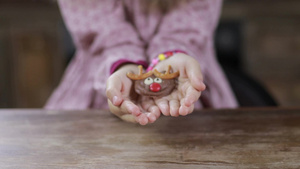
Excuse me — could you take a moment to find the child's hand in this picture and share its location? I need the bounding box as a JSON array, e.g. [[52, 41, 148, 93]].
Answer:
[[106, 64, 160, 125], [152, 53, 206, 116]]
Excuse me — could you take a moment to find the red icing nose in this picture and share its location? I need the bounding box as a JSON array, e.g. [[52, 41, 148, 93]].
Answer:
[[150, 83, 161, 92]]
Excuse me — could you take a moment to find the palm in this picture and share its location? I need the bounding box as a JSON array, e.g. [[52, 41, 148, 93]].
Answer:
[[120, 74, 157, 112], [164, 77, 192, 101], [153, 72, 199, 116], [152, 54, 204, 116], [111, 67, 160, 124]]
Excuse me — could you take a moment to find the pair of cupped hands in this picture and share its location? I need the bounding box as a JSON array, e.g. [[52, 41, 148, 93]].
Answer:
[[106, 53, 206, 125]]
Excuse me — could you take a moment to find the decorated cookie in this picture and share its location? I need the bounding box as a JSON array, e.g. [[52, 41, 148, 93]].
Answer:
[[127, 65, 179, 97]]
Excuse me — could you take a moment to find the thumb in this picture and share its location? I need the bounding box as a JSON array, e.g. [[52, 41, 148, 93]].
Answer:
[[186, 60, 206, 92], [106, 75, 123, 106]]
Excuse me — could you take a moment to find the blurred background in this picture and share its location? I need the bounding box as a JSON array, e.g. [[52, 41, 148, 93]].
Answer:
[[0, 0, 299, 108]]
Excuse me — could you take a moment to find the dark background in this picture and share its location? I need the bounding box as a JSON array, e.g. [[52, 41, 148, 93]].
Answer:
[[1, 0, 299, 108]]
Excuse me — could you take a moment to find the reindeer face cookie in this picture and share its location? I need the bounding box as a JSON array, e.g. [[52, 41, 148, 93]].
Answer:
[[127, 65, 179, 97]]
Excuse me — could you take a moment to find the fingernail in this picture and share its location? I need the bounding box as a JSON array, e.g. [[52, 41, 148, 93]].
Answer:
[[112, 96, 118, 105], [201, 82, 206, 90], [139, 115, 148, 125], [195, 81, 206, 91], [185, 99, 192, 107]]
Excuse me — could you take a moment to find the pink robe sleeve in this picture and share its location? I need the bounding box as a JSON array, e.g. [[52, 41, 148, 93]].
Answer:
[[147, 0, 238, 108], [45, 0, 146, 109]]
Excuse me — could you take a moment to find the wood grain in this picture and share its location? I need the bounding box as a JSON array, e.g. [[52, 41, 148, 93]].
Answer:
[[0, 108, 300, 168]]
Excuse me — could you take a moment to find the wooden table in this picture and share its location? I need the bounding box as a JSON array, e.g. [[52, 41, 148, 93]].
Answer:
[[0, 108, 300, 168]]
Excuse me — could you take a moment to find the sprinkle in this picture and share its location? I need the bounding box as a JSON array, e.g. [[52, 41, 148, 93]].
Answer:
[[165, 51, 173, 57], [152, 58, 159, 64], [147, 67, 153, 71], [158, 54, 166, 61]]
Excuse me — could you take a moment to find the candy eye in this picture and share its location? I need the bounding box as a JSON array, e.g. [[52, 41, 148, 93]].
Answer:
[[144, 77, 153, 85], [154, 78, 162, 83]]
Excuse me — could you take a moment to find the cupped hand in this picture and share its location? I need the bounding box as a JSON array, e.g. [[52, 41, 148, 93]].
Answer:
[[152, 53, 206, 117], [106, 64, 160, 125]]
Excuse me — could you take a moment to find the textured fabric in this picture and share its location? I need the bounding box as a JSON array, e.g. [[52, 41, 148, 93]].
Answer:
[[110, 59, 148, 74], [45, 0, 238, 110]]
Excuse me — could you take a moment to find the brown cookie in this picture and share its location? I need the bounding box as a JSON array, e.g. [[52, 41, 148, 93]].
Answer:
[[127, 65, 179, 98]]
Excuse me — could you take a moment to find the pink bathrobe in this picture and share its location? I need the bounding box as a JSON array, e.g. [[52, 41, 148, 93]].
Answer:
[[45, 0, 238, 110]]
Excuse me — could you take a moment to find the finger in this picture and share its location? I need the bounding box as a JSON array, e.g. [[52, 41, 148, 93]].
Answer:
[[135, 113, 148, 125], [121, 100, 141, 116], [147, 106, 161, 123], [120, 114, 137, 123], [109, 99, 140, 117], [179, 105, 189, 116], [187, 104, 195, 115], [108, 99, 122, 116], [140, 97, 155, 111], [106, 76, 123, 106], [108, 100, 137, 123], [140, 98, 160, 123], [179, 98, 190, 116], [186, 60, 206, 92], [150, 105, 161, 119], [184, 86, 201, 107], [140, 98, 161, 119], [169, 99, 180, 117], [155, 99, 170, 116]]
